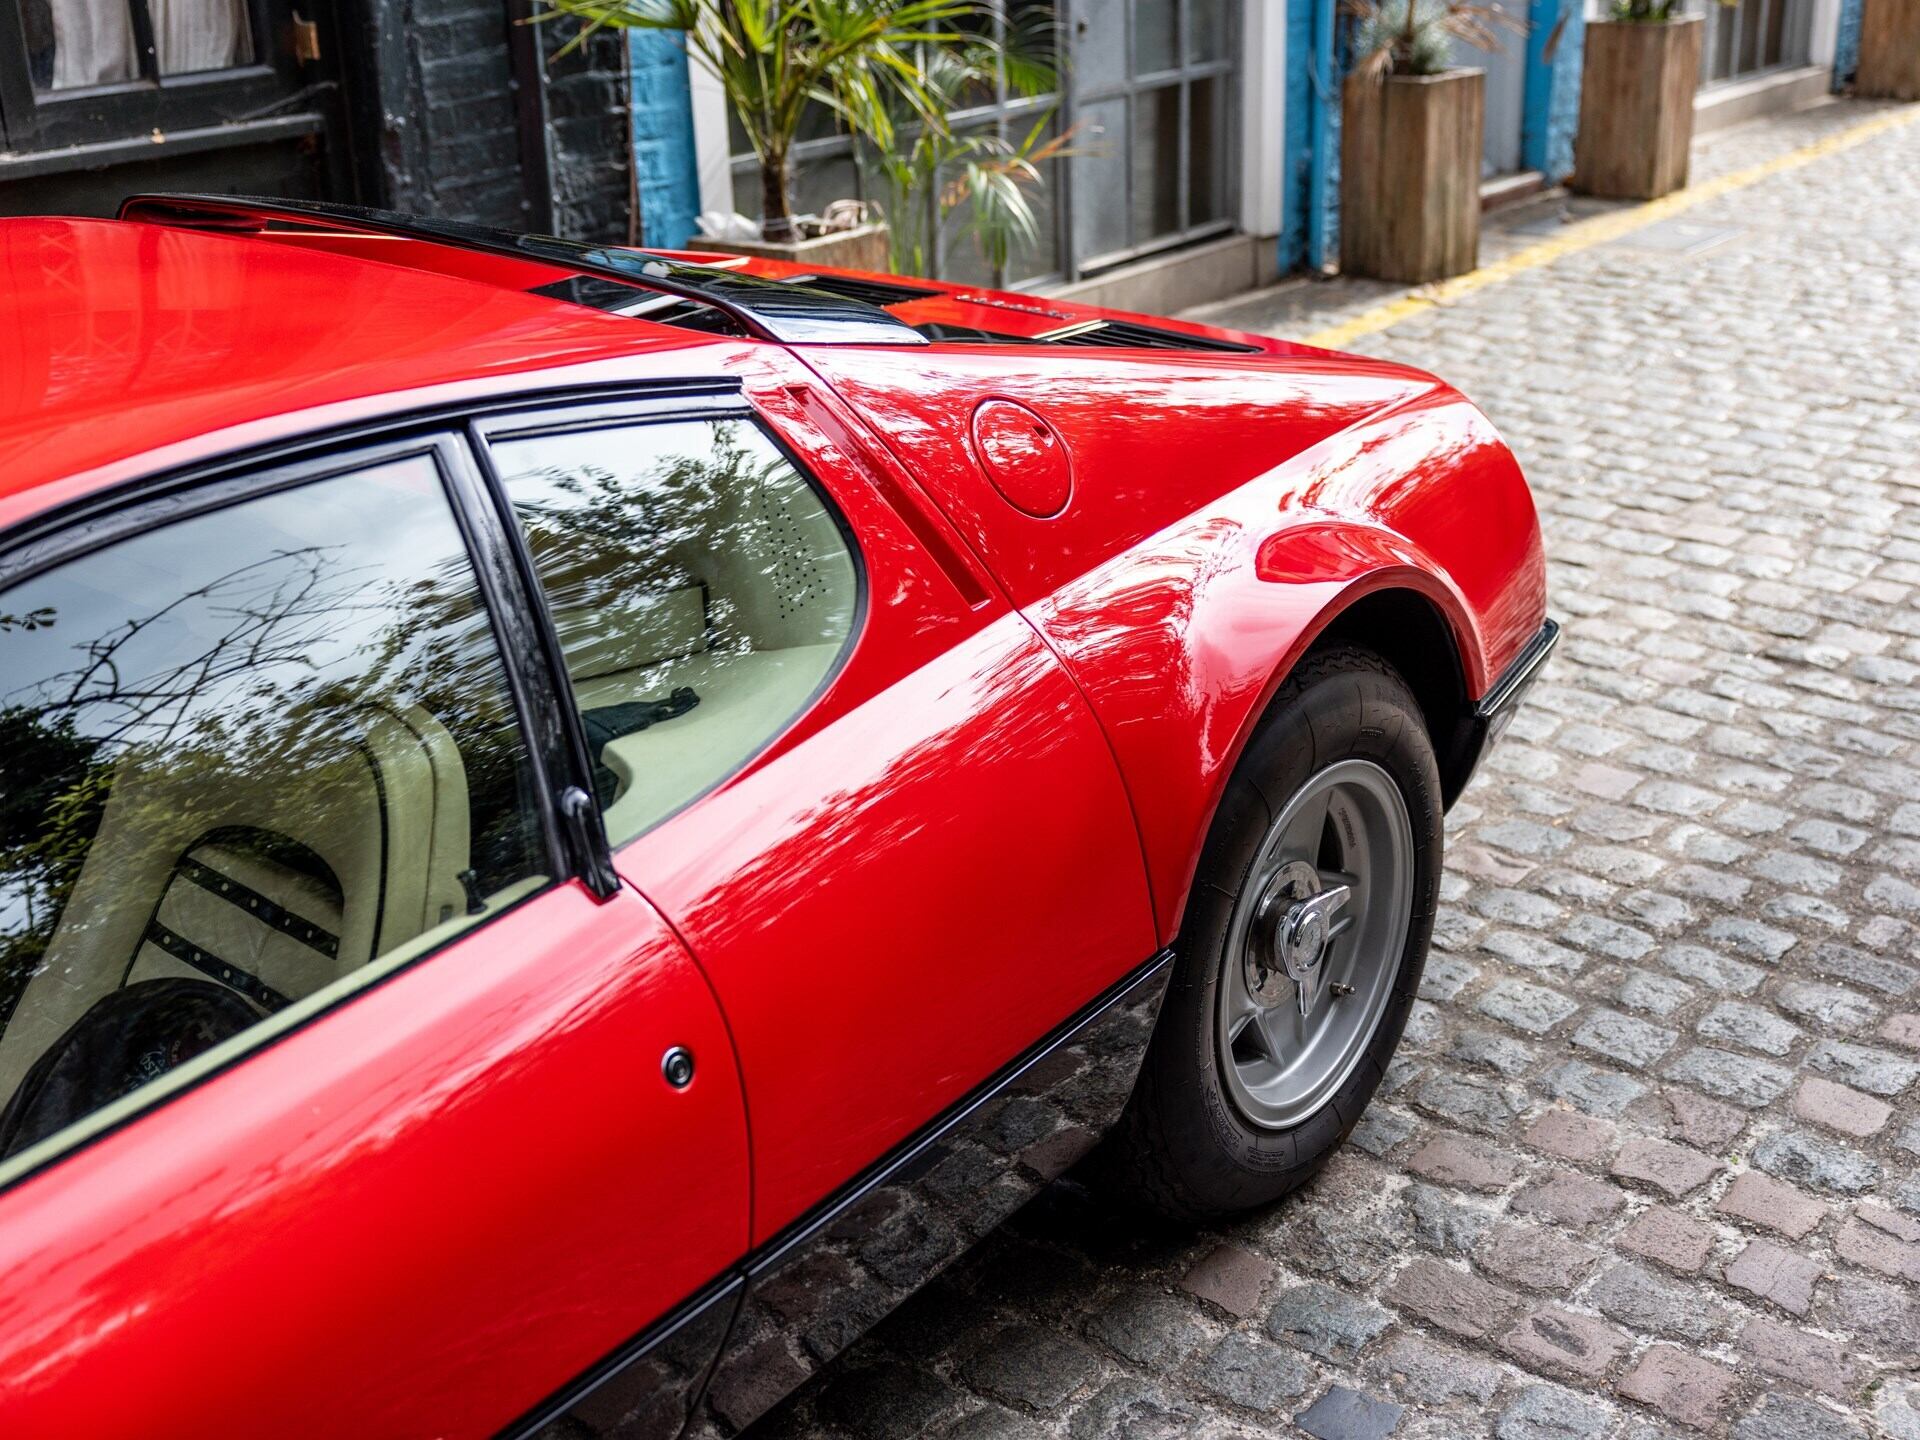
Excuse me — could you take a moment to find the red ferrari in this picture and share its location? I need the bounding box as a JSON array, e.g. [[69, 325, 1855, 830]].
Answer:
[[0, 196, 1553, 1438]]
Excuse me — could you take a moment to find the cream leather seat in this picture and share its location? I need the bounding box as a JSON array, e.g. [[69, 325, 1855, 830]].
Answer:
[[518, 431, 858, 844], [0, 703, 472, 1104]]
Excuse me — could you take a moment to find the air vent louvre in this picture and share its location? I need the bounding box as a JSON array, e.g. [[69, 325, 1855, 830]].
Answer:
[[1042, 319, 1261, 354], [783, 274, 942, 307]]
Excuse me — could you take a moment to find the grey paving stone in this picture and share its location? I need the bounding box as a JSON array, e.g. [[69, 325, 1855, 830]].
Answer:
[[1664, 1047, 1795, 1107], [1294, 1387, 1405, 1440], [1266, 1282, 1393, 1363], [1539, 1059, 1647, 1116], [1751, 1128, 1883, 1195], [1195, 1334, 1311, 1413], [1405, 1182, 1495, 1254], [1065, 1380, 1195, 1440], [1697, 999, 1803, 1056], [961, 1326, 1099, 1411], [1083, 1294, 1205, 1368], [1478, 978, 1581, 1034], [1805, 1039, 1920, 1096], [1494, 1382, 1616, 1440], [1733, 1393, 1868, 1440], [1570, 1009, 1678, 1069], [1375, 1335, 1504, 1406]]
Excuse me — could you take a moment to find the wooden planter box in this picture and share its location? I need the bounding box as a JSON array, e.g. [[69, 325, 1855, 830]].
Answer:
[[685, 221, 891, 273], [1341, 69, 1484, 284], [1857, 0, 1920, 100], [1572, 18, 1703, 201]]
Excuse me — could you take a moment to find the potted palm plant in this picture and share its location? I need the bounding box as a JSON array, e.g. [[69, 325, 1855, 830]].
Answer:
[[1572, 0, 1704, 200], [1341, 0, 1515, 284], [539, 0, 973, 268]]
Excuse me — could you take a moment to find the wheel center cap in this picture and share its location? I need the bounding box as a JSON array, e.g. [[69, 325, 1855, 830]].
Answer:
[[1247, 862, 1354, 1017], [1284, 909, 1328, 972]]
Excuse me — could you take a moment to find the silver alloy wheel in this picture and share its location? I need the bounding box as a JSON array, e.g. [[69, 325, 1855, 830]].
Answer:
[[1216, 758, 1415, 1130]]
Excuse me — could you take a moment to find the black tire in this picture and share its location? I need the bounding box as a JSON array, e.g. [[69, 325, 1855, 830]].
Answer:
[[1104, 645, 1443, 1220]]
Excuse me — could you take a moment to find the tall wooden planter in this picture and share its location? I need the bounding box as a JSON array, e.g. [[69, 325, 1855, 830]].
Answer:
[[1341, 70, 1484, 284], [1572, 18, 1703, 200], [1857, 0, 1920, 100]]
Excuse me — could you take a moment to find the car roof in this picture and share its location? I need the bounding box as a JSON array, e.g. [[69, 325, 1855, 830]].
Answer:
[[0, 216, 730, 520]]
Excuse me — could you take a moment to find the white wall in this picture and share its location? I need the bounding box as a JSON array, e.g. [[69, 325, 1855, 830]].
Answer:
[[688, 50, 733, 220], [1240, 0, 1286, 240]]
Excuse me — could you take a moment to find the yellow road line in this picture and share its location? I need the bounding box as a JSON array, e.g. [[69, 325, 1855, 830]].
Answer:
[[1301, 104, 1920, 352]]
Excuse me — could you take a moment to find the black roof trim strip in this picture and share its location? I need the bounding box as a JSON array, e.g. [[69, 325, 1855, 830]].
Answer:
[[116, 193, 930, 349]]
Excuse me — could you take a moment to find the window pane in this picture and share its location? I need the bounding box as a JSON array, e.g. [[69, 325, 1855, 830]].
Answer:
[[493, 419, 857, 848], [1075, 0, 1126, 92], [1189, 74, 1227, 225], [1131, 85, 1181, 243], [1007, 116, 1066, 285], [1132, 0, 1177, 76], [151, 0, 255, 76], [1070, 96, 1131, 261], [25, 0, 139, 89], [1189, 0, 1227, 63], [0, 456, 549, 1163]]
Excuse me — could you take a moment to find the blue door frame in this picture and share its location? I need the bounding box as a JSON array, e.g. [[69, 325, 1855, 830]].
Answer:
[[1284, 0, 1584, 278]]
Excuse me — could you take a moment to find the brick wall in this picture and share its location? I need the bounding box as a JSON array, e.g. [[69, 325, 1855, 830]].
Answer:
[[370, 0, 630, 240], [545, 20, 633, 242], [401, 0, 528, 227]]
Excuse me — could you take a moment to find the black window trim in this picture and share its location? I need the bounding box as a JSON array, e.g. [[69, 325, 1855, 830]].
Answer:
[[0, 0, 313, 155], [0, 423, 593, 1194], [468, 392, 871, 855]]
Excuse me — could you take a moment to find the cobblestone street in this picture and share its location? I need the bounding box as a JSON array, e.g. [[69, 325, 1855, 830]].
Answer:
[[750, 98, 1920, 1440]]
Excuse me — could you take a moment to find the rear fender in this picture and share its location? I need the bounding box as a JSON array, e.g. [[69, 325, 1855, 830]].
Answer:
[[1028, 387, 1545, 946]]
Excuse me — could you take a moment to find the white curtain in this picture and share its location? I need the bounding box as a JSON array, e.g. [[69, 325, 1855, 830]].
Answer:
[[49, 0, 136, 88], [151, 0, 253, 74], [45, 0, 251, 88]]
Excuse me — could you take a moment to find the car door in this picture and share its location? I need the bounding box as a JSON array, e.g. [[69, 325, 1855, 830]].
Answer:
[[0, 434, 749, 1440], [475, 369, 1161, 1430]]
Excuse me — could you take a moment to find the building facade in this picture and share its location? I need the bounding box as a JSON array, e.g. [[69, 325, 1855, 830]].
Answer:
[[0, 0, 1887, 294], [0, 0, 633, 238]]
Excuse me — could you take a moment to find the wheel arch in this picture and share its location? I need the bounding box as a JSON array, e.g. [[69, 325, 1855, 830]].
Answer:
[[1304, 584, 1481, 808]]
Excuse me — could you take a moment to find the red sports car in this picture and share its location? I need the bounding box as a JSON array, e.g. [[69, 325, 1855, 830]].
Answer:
[[0, 196, 1553, 1438]]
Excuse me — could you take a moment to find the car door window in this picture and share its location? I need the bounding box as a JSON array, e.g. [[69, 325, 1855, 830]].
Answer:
[[0, 450, 550, 1170], [488, 415, 859, 847]]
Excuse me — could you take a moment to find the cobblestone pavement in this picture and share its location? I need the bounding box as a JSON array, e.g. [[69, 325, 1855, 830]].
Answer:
[[749, 98, 1920, 1440]]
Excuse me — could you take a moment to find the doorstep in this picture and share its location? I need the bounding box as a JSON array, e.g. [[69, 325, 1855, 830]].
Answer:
[[1482, 170, 1548, 212], [1694, 64, 1834, 134], [1040, 232, 1282, 316]]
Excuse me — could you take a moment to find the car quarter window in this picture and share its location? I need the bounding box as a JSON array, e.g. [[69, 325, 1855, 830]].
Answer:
[[0, 451, 551, 1172], [487, 414, 858, 848]]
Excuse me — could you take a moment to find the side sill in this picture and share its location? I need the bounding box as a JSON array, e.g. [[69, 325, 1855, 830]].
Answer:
[[504, 946, 1175, 1440], [1451, 617, 1562, 803]]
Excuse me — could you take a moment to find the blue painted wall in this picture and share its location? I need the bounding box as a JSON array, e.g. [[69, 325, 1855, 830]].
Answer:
[[1523, 0, 1586, 182], [1834, 0, 1864, 88], [1280, 0, 1317, 271], [1281, 0, 1341, 273], [629, 31, 703, 249]]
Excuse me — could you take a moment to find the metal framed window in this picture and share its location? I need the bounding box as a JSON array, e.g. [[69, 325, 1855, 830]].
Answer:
[[721, 0, 1237, 289], [1058, 0, 1238, 279], [1698, 0, 1814, 85]]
